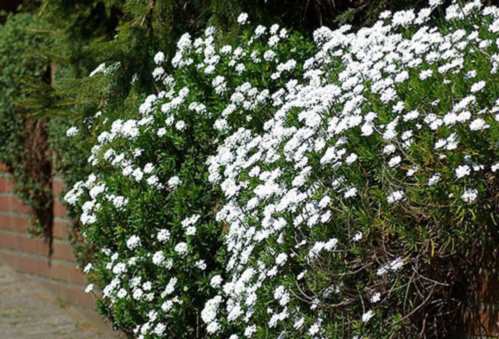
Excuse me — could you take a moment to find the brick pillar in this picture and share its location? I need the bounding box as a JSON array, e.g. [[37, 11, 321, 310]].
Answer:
[[0, 163, 95, 308]]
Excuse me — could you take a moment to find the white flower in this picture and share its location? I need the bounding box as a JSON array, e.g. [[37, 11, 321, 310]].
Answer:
[[461, 188, 478, 203], [143, 163, 154, 174], [174, 242, 188, 255], [275, 253, 288, 266], [112, 263, 127, 275], [389, 257, 404, 271], [263, 50, 276, 61], [383, 144, 396, 155], [419, 69, 433, 80], [293, 318, 305, 330], [406, 166, 416, 176], [89, 63, 106, 77], [470, 80, 485, 93], [67, 6, 499, 335], [152, 251, 165, 266], [210, 275, 223, 288], [361, 123, 374, 136], [362, 310, 375, 323], [84, 284, 94, 293], [83, 263, 93, 273], [153, 323, 166, 336], [469, 118, 489, 131], [235, 63, 246, 74], [395, 70, 409, 83], [388, 155, 402, 167], [89, 183, 105, 199], [344, 187, 358, 198], [195, 260, 207, 270], [207, 322, 220, 334], [154, 51, 165, 65], [237, 13, 249, 25], [201, 296, 222, 324], [370, 292, 381, 303], [214, 118, 228, 131], [132, 288, 143, 300], [429, 0, 443, 7], [352, 232, 363, 242], [185, 226, 196, 236], [392, 9, 415, 27], [168, 176, 182, 189], [132, 168, 143, 181], [143, 281, 152, 291], [157, 229, 170, 242], [117, 288, 128, 299], [66, 126, 79, 137], [163, 277, 177, 296], [126, 235, 141, 250], [455, 165, 471, 179], [112, 196, 128, 209], [387, 190, 405, 204], [428, 174, 441, 186], [175, 120, 186, 131], [346, 153, 358, 164], [157, 128, 167, 137], [161, 300, 174, 312], [152, 67, 165, 80], [308, 322, 320, 335]]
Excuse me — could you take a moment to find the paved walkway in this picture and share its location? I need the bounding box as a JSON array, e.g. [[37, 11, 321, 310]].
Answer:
[[0, 261, 121, 339]]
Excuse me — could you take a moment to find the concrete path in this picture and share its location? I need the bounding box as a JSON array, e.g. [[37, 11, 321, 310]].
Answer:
[[0, 261, 121, 339]]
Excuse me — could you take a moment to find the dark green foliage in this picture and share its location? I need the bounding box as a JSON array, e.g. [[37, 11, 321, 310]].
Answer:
[[0, 13, 54, 242]]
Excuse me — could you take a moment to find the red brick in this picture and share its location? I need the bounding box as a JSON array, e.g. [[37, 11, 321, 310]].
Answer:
[[0, 177, 15, 193], [0, 250, 85, 285], [0, 231, 76, 262], [35, 277, 95, 309], [53, 200, 68, 218], [52, 241, 76, 262], [0, 195, 12, 212], [0, 231, 49, 257], [0, 166, 115, 327], [53, 218, 71, 240], [0, 214, 9, 229], [0, 213, 31, 233], [52, 178, 65, 196], [10, 197, 32, 214], [0, 213, 73, 241]]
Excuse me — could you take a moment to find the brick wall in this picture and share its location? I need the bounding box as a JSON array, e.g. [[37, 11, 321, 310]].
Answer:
[[0, 163, 94, 309]]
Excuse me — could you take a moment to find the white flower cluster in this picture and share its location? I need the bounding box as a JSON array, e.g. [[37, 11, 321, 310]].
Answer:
[[65, 11, 313, 339], [66, 1, 498, 337], [205, 2, 499, 337]]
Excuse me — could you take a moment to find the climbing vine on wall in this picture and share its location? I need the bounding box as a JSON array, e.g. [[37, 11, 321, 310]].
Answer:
[[0, 13, 54, 250]]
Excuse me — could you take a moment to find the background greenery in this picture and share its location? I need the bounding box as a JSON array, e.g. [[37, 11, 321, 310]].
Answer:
[[0, 12, 53, 244]]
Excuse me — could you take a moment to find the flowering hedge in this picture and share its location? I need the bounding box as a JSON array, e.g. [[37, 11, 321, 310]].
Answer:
[[64, 19, 313, 337], [64, 1, 498, 338]]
